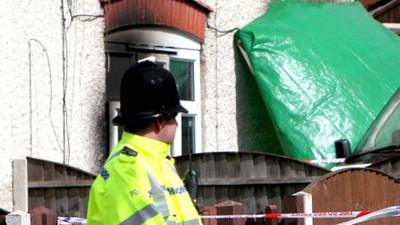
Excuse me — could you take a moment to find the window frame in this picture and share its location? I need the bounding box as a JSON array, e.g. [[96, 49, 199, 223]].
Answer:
[[105, 28, 202, 156], [169, 49, 202, 156]]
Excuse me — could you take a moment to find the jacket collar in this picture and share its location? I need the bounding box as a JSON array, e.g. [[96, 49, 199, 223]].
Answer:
[[118, 131, 171, 159]]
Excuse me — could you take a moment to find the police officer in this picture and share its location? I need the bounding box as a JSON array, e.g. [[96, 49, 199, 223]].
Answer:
[[87, 61, 202, 225]]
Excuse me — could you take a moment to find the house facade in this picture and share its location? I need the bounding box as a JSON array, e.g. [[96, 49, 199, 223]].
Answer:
[[0, 0, 399, 212]]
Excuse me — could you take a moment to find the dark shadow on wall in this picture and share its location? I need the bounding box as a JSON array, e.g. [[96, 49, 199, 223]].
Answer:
[[94, 102, 108, 166], [234, 43, 283, 155]]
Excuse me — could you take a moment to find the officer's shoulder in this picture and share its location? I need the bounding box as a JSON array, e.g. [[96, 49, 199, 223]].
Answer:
[[120, 147, 137, 157], [118, 146, 138, 163]]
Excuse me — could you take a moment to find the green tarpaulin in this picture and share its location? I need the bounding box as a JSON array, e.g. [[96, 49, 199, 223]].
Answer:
[[235, 0, 400, 163]]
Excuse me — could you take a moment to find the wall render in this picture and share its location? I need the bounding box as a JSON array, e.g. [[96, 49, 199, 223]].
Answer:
[[0, 0, 106, 211], [201, 0, 272, 152]]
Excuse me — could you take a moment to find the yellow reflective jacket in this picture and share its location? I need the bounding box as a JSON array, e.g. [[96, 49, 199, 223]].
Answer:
[[87, 132, 202, 225]]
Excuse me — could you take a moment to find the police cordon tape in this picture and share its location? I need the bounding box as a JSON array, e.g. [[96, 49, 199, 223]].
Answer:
[[57, 205, 400, 225], [58, 217, 86, 225], [336, 205, 400, 225], [201, 205, 400, 224], [200, 210, 372, 220]]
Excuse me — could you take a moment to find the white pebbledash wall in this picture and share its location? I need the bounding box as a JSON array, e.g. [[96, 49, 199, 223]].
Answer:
[[0, 0, 106, 210], [200, 0, 271, 152]]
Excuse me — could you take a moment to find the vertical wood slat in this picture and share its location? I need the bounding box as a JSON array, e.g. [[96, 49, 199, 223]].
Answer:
[[302, 168, 400, 225], [28, 160, 43, 182], [28, 189, 45, 211], [214, 154, 228, 178], [254, 186, 267, 212], [55, 189, 68, 216], [80, 188, 90, 218], [200, 186, 216, 207], [228, 187, 242, 204], [240, 154, 254, 179], [175, 152, 328, 213], [175, 152, 327, 213], [215, 186, 229, 204], [390, 178, 400, 225], [253, 155, 267, 179], [266, 185, 282, 211], [382, 172, 391, 225], [43, 163, 55, 181], [68, 188, 80, 217], [240, 186, 255, 213], [55, 165, 66, 181], [279, 160, 298, 179], [368, 171, 386, 211], [294, 162, 306, 178], [202, 153, 215, 178], [266, 157, 281, 180], [44, 189, 56, 213], [226, 154, 239, 179], [27, 157, 95, 217], [351, 170, 366, 211]]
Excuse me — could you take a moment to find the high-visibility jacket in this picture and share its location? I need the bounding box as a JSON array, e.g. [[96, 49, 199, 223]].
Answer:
[[87, 132, 202, 225]]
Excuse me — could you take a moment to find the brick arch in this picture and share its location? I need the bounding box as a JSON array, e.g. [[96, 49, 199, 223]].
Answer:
[[102, 0, 212, 42]]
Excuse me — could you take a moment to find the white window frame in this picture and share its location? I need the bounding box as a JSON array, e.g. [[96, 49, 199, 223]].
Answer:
[[106, 28, 202, 156], [108, 101, 121, 151], [169, 49, 202, 156]]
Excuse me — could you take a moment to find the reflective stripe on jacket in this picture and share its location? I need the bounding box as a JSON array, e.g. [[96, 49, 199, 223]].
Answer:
[[87, 132, 202, 225]]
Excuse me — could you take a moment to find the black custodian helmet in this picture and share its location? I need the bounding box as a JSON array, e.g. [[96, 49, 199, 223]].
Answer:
[[113, 61, 188, 125]]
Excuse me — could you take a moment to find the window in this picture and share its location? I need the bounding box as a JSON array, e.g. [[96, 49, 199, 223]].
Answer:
[[358, 90, 400, 151], [181, 116, 196, 155], [170, 59, 195, 101], [168, 50, 201, 156], [106, 53, 136, 101], [106, 28, 202, 156]]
